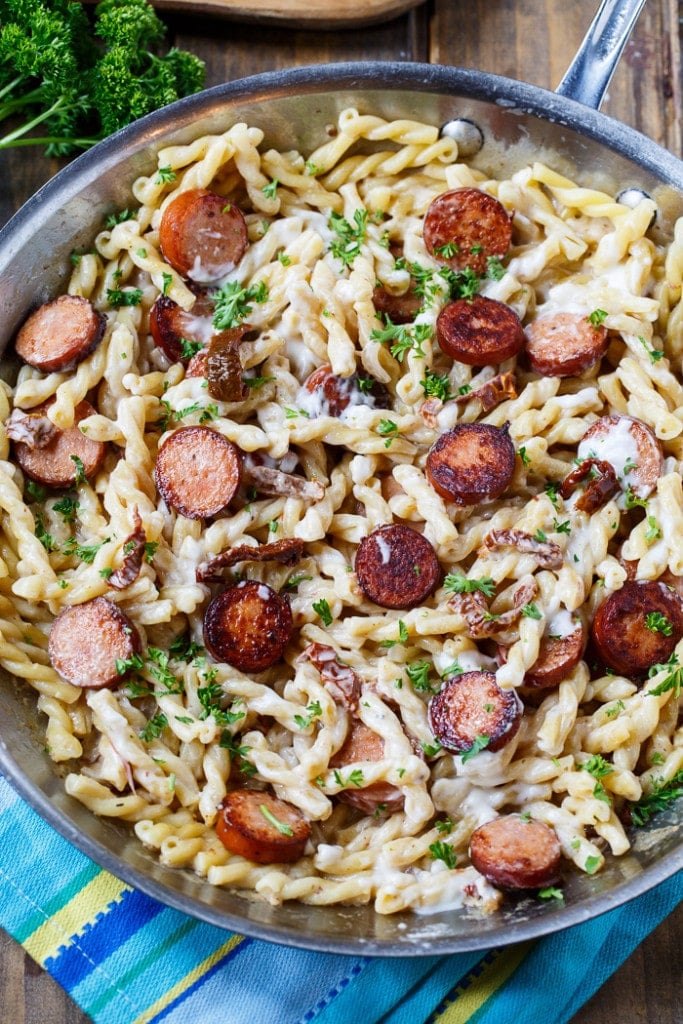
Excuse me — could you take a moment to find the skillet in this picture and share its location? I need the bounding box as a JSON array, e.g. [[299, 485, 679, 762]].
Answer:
[[0, 0, 682, 954]]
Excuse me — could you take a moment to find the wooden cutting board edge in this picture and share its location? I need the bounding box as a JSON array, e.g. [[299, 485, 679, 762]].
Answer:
[[145, 0, 426, 29]]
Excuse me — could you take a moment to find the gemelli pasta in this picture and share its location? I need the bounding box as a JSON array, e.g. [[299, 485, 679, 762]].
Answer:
[[2, 106, 683, 915]]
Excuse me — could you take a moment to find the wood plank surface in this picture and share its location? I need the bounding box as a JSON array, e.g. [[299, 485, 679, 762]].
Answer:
[[1, 2, 682, 1023]]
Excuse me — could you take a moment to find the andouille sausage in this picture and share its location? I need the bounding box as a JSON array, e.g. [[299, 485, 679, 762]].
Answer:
[[158, 188, 248, 283], [354, 523, 441, 610], [577, 414, 662, 499], [155, 425, 242, 519], [423, 187, 512, 275], [590, 580, 683, 677], [12, 399, 106, 488], [300, 365, 390, 418], [329, 720, 404, 814], [14, 294, 106, 373], [426, 422, 516, 505], [427, 670, 522, 755], [149, 290, 214, 363], [372, 283, 422, 324], [524, 623, 586, 688], [48, 596, 142, 688], [437, 296, 524, 366], [203, 580, 293, 673], [469, 814, 561, 890], [216, 789, 311, 864], [525, 311, 608, 377]]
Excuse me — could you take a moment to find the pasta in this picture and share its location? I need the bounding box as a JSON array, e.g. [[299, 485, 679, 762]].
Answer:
[[3, 105, 683, 916]]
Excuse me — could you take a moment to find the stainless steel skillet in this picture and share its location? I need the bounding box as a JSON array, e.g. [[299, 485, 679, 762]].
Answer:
[[0, 0, 681, 955]]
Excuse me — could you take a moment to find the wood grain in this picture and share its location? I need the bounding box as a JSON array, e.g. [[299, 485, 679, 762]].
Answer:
[[146, 0, 425, 28], [1, 3, 682, 1023]]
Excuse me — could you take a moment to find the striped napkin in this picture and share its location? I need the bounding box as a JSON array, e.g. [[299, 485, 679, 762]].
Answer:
[[1, 772, 681, 1024]]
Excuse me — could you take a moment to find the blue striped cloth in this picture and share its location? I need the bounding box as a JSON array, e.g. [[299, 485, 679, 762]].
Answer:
[[1, 772, 680, 1024]]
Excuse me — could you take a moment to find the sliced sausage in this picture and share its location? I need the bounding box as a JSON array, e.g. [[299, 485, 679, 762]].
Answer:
[[590, 579, 683, 678], [216, 789, 310, 864], [577, 414, 662, 500], [354, 523, 440, 610], [14, 294, 106, 373], [12, 399, 106, 488], [437, 296, 524, 366], [300, 365, 390, 418], [329, 720, 404, 814], [149, 290, 214, 363], [423, 187, 512, 275], [48, 596, 142, 689], [158, 188, 248, 284], [525, 311, 608, 377], [524, 622, 586, 688], [469, 814, 561, 890], [299, 642, 361, 713], [426, 422, 515, 505], [372, 284, 422, 324], [155, 425, 242, 519], [203, 580, 293, 673], [427, 670, 522, 755]]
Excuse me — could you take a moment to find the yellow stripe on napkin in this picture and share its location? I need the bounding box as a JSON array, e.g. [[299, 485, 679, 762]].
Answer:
[[23, 871, 130, 966], [431, 942, 532, 1024], [134, 932, 244, 1024]]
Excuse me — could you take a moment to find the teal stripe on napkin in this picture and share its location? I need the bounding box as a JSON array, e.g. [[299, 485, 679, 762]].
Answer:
[[0, 773, 680, 1024]]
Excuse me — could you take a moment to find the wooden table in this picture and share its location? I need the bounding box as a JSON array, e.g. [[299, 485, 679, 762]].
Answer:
[[1, 1, 681, 1021]]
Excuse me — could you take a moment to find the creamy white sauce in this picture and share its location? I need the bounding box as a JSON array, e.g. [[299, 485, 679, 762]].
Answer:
[[577, 415, 645, 494]]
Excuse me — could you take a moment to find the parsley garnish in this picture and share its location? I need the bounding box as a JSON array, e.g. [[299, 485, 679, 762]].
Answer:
[[380, 620, 409, 648], [428, 841, 457, 869], [212, 279, 268, 330], [262, 178, 279, 199], [313, 598, 333, 626], [443, 573, 496, 598], [460, 734, 490, 763], [377, 419, 400, 448], [328, 208, 368, 268], [371, 318, 431, 361], [52, 496, 80, 524], [646, 611, 673, 635], [588, 308, 608, 327], [259, 804, 294, 836], [140, 712, 168, 742], [294, 701, 323, 729], [420, 369, 453, 402], [405, 660, 434, 692], [106, 287, 143, 308], [629, 769, 683, 825]]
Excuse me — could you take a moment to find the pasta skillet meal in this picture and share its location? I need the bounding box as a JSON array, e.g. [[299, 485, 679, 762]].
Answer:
[[3, 107, 683, 915]]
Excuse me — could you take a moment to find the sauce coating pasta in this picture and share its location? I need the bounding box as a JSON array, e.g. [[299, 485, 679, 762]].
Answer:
[[2, 106, 683, 916]]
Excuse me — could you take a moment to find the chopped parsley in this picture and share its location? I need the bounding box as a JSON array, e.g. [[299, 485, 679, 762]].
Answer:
[[405, 660, 434, 692], [460, 734, 490, 763], [428, 841, 457, 869], [629, 769, 683, 825], [212, 279, 268, 330], [420, 369, 453, 402], [443, 573, 496, 598], [294, 701, 323, 729], [380, 620, 409, 648], [260, 804, 293, 836], [328, 208, 368, 268], [371, 318, 431, 361], [646, 611, 673, 635], [587, 308, 608, 327], [313, 598, 333, 626]]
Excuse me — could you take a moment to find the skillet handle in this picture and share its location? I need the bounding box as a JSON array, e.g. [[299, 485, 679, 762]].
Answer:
[[555, 0, 647, 110]]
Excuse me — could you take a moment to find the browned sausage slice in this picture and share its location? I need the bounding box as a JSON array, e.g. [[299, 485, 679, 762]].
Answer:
[[437, 296, 524, 366], [14, 295, 106, 373], [12, 399, 107, 488], [216, 789, 311, 864], [427, 670, 522, 754], [149, 290, 214, 363], [577, 414, 662, 500], [354, 523, 440, 610], [590, 580, 683, 677], [524, 621, 586, 688], [301, 365, 390, 417], [155, 425, 242, 519], [426, 423, 515, 505], [158, 188, 248, 283], [329, 720, 404, 814], [469, 814, 561, 890], [423, 188, 512, 275], [525, 311, 608, 377], [48, 596, 142, 688], [372, 284, 422, 324], [203, 580, 293, 673]]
